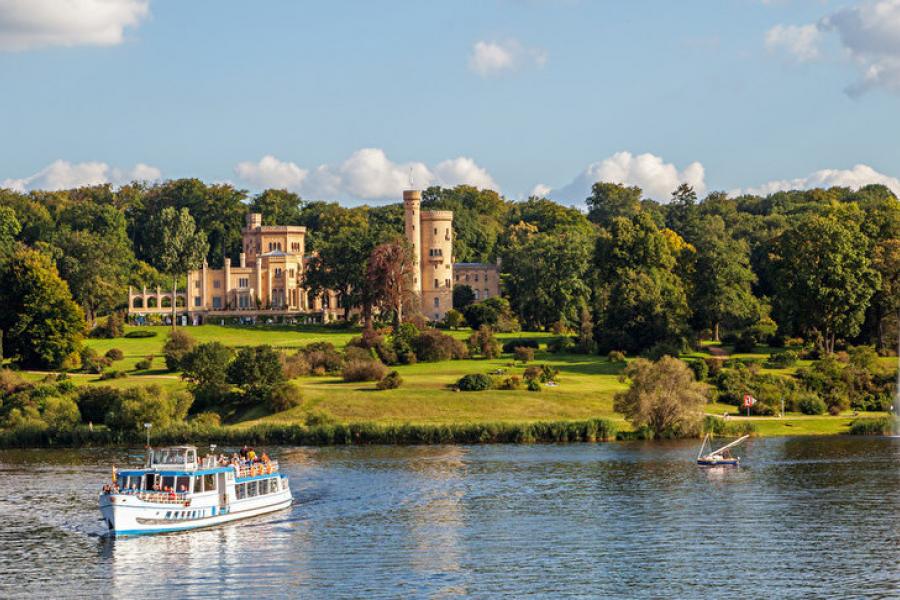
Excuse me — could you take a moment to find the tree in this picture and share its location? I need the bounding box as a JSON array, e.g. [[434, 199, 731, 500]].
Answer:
[[586, 182, 643, 226], [181, 341, 233, 403], [501, 225, 592, 329], [592, 212, 691, 353], [770, 210, 880, 354], [689, 215, 761, 340], [467, 325, 501, 359], [0, 206, 20, 265], [304, 222, 376, 320], [250, 189, 304, 225], [226, 345, 286, 402], [613, 356, 706, 436], [0, 247, 85, 368], [147, 207, 209, 329], [422, 185, 509, 262], [576, 306, 596, 354], [163, 330, 197, 371], [442, 308, 466, 330], [366, 239, 415, 328], [453, 284, 476, 309]]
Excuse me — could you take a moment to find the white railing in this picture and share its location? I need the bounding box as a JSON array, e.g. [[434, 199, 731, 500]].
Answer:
[[234, 461, 279, 479]]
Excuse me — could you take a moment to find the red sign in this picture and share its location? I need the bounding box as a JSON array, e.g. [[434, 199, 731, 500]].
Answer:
[[743, 394, 757, 408]]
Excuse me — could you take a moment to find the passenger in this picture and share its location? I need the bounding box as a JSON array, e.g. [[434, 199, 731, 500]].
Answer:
[[240, 445, 249, 459], [261, 452, 270, 464], [247, 448, 257, 462]]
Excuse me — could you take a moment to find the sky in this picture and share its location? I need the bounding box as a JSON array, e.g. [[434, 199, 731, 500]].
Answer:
[[1, 0, 900, 205]]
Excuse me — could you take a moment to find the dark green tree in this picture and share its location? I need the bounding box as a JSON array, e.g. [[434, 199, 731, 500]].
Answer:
[[181, 341, 233, 404], [227, 345, 286, 402], [250, 189, 304, 225], [585, 182, 643, 226]]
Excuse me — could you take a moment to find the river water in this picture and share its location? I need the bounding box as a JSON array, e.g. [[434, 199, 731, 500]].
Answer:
[[0, 437, 897, 599]]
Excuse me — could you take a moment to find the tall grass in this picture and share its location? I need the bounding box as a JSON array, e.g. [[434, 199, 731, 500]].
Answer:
[[848, 416, 895, 436], [0, 418, 618, 448]]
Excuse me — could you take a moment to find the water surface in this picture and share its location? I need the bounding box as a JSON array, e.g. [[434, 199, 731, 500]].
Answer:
[[0, 437, 897, 598]]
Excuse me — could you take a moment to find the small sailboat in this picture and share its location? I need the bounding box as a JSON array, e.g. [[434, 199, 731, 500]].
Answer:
[[697, 434, 749, 467]]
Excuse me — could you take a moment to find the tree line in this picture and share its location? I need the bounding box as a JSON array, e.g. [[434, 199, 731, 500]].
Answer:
[[0, 178, 897, 369]]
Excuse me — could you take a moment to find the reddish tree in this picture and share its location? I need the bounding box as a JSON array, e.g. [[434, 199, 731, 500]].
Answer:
[[366, 240, 415, 329]]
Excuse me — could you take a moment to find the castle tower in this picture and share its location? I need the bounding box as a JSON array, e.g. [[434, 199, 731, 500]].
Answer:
[[404, 190, 422, 294], [420, 209, 453, 321]]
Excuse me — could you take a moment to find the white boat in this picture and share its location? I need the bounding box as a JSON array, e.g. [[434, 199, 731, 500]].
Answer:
[[697, 434, 749, 467], [99, 445, 292, 537]]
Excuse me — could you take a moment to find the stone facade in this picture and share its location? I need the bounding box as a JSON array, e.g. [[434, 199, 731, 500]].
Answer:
[[128, 189, 498, 323]]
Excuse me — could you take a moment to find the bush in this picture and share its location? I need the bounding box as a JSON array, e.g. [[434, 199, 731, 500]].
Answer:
[[607, 350, 626, 363], [163, 330, 197, 371], [124, 330, 157, 338], [227, 345, 286, 401], [347, 330, 398, 365], [523, 365, 541, 381], [457, 373, 494, 391], [547, 337, 575, 353], [268, 381, 303, 412], [75, 386, 121, 424], [412, 329, 468, 362], [734, 330, 756, 353], [646, 340, 683, 360], [501, 338, 540, 353], [527, 379, 542, 392], [766, 350, 798, 368], [99, 369, 127, 380], [798, 394, 826, 415], [705, 357, 724, 377], [377, 370, 403, 390], [849, 417, 894, 436], [92, 312, 124, 339], [104, 385, 192, 431], [104, 348, 124, 361], [80, 347, 111, 374], [497, 375, 522, 390], [134, 356, 154, 371], [280, 351, 310, 379], [688, 359, 708, 382], [302, 342, 344, 373], [513, 346, 534, 363], [189, 412, 222, 428], [342, 359, 388, 382]]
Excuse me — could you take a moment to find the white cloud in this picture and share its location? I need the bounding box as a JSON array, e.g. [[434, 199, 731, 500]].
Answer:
[[0, 0, 149, 51], [734, 163, 900, 197], [546, 151, 706, 203], [234, 149, 498, 201], [530, 183, 553, 198], [765, 24, 822, 62], [468, 39, 547, 78], [2, 159, 161, 191], [823, 0, 900, 95]]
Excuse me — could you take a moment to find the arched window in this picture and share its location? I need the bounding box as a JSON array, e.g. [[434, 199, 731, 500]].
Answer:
[[147, 297, 158, 308], [161, 296, 172, 308], [132, 297, 144, 309]]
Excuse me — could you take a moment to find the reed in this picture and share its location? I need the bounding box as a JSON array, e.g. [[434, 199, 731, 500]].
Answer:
[[847, 416, 895, 436]]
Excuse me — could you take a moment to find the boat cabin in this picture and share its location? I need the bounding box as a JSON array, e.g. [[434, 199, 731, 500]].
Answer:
[[149, 446, 199, 469]]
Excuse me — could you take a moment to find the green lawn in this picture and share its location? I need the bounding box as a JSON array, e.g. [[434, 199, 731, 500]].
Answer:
[[60, 325, 888, 437]]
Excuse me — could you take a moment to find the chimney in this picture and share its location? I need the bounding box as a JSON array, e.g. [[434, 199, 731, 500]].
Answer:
[[239, 252, 246, 268]]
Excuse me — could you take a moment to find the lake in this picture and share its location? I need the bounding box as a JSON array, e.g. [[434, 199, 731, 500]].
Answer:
[[0, 437, 897, 599]]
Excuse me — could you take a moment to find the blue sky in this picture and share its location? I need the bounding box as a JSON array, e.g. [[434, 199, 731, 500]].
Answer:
[[1, 0, 899, 203]]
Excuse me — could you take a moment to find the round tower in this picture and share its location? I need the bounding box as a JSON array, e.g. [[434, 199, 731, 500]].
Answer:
[[403, 190, 422, 294], [420, 210, 453, 321]]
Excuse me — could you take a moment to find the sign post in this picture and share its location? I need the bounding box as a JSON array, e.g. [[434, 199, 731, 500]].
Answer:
[[742, 394, 757, 417]]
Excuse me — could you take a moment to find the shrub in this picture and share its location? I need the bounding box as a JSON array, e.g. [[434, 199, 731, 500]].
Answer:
[[848, 417, 894, 436], [705, 357, 724, 377], [345, 346, 376, 363], [342, 359, 388, 382], [607, 350, 626, 363], [280, 351, 310, 379], [734, 330, 756, 353], [302, 342, 344, 373], [99, 369, 127, 380], [547, 337, 575, 353], [412, 329, 468, 362], [501, 338, 540, 353], [523, 365, 541, 381], [227, 345, 286, 401], [75, 386, 121, 423], [163, 330, 196, 371], [134, 356, 154, 371], [688, 359, 708, 382], [442, 309, 466, 330], [42, 396, 81, 430], [468, 326, 501, 359], [104, 385, 192, 431], [798, 394, 826, 415], [268, 381, 303, 412], [124, 330, 157, 338], [646, 340, 683, 360], [527, 379, 542, 392], [80, 347, 111, 374], [348, 329, 398, 365], [189, 412, 222, 427], [497, 375, 522, 390], [513, 346, 534, 363], [91, 312, 124, 339], [377, 370, 403, 390], [104, 348, 124, 361], [457, 373, 494, 391], [538, 364, 559, 383], [766, 350, 798, 368]]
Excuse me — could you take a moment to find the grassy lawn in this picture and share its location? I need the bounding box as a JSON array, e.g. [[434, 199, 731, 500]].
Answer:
[[51, 325, 888, 437]]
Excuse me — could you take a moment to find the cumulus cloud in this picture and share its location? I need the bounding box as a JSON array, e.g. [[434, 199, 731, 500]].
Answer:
[[233, 149, 498, 202], [0, 0, 149, 51], [468, 39, 547, 78], [764, 24, 822, 62], [734, 164, 900, 197], [2, 160, 161, 191], [541, 151, 706, 203]]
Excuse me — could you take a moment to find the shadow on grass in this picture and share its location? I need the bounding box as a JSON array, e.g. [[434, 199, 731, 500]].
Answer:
[[534, 353, 624, 376]]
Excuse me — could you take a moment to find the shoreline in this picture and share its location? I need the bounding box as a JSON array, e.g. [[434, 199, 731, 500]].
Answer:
[[0, 415, 891, 449]]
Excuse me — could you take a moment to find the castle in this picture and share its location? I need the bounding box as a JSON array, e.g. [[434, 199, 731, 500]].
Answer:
[[128, 190, 499, 324]]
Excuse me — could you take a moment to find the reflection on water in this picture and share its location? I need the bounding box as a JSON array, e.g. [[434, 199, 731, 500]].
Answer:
[[0, 438, 897, 599]]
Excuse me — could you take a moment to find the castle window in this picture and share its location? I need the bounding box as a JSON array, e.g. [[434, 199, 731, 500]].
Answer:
[[434, 297, 440, 307], [213, 280, 221, 289], [445, 279, 450, 287], [289, 269, 295, 278], [239, 278, 249, 288], [434, 228, 437, 235], [455, 275, 459, 281], [465, 274, 469, 282], [194, 296, 202, 307], [474, 274, 479, 282], [434, 278, 439, 288], [484, 274, 488, 282], [194, 280, 200, 289], [484, 288, 489, 298], [275, 268, 282, 277], [474, 290, 480, 300], [212, 296, 222, 309]]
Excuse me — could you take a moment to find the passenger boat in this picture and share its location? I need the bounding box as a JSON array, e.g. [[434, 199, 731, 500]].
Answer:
[[99, 445, 292, 537], [696, 434, 749, 467]]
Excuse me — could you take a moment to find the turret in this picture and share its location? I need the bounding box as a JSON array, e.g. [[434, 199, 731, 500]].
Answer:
[[404, 190, 422, 294]]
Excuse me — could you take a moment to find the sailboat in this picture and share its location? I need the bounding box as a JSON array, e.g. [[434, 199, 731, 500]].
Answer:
[[697, 434, 749, 467]]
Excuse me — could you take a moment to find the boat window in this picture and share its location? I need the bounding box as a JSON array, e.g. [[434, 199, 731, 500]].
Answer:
[[116, 475, 126, 489], [194, 477, 203, 493], [236, 483, 245, 500], [162, 476, 175, 490], [165, 511, 171, 518], [176, 476, 190, 493], [247, 481, 257, 497], [128, 476, 141, 489], [203, 474, 216, 491], [144, 474, 157, 490], [272, 479, 280, 493]]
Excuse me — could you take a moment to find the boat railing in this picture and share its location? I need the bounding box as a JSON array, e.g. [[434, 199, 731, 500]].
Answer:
[[234, 460, 279, 479], [105, 488, 190, 504]]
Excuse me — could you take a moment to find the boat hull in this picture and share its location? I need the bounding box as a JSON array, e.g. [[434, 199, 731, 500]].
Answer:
[[697, 458, 739, 467], [100, 490, 292, 537]]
